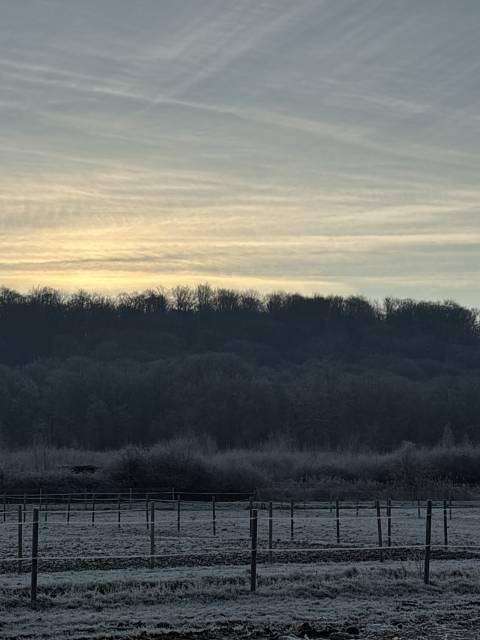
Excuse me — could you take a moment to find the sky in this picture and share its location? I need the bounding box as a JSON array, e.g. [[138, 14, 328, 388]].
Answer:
[[1, 0, 479, 305]]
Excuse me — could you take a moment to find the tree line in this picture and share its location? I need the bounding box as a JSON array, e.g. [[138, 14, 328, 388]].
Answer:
[[0, 285, 479, 450]]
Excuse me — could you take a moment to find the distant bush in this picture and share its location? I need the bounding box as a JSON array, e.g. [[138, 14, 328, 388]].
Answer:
[[106, 446, 151, 488], [3, 437, 480, 498]]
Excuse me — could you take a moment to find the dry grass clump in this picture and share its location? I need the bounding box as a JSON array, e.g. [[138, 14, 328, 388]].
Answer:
[[3, 562, 480, 611]]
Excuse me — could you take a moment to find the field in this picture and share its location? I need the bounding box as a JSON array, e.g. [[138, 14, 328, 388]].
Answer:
[[2, 496, 480, 639]]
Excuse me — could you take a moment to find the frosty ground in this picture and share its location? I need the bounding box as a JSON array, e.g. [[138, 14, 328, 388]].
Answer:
[[2, 501, 480, 639]]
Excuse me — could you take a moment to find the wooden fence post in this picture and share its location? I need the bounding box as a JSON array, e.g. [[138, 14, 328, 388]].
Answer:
[[250, 509, 258, 592], [150, 501, 155, 569], [17, 505, 23, 574], [424, 499, 432, 584], [117, 494, 121, 529], [335, 500, 340, 544], [212, 495, 216, 536], [356, 501, 359, 517], [44, 497, 48, 523], [31, 508, 39, 607], [386, 498, 391, 546], [177, 495, 181, 533], [290, 499, 294, 541], [443, 499, 448, 548], [3, 494, 6, 523], [376, 499, 383, 562], [249, 497, 253, 536], [268, 501, 273, 563], [23, 494, 26, 522], [129, 488, 132, 509], [417, 498, 421, 519], [146, 494, 150, 530]]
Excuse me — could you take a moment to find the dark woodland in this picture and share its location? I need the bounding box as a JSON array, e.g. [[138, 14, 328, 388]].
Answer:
[[0, 285, 479, 451]]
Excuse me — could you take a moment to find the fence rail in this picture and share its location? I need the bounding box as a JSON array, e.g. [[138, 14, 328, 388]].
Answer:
[[1, 495, 476, 606]]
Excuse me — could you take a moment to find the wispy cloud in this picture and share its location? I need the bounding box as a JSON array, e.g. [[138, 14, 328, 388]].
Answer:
[[1, 0, 479, 303]]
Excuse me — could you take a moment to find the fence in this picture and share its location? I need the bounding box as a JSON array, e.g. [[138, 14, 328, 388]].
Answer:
[[1, 493, 478, 607]]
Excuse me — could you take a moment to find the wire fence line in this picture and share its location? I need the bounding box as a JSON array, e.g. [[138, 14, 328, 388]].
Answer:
[[0, 513, 467, 526], [1, 497, 477, 605], [0, 497, 466, 543], [0, 490, 462, 506], [1, 491, 252, 500]]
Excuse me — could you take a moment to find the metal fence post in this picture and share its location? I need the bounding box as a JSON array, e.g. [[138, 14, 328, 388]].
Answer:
[[250, 509, 258, 592]]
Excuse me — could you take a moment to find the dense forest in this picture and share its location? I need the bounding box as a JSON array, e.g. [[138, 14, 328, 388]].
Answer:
[[0, 285, 479, 451]]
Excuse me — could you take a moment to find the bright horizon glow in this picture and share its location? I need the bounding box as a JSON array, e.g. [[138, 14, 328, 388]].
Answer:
[[1, 1, 479, 305]]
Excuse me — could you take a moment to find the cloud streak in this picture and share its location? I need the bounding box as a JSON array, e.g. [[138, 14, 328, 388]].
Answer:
[[1, 0, 479, 304]]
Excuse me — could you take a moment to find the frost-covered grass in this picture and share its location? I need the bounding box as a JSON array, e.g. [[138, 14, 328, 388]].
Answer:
[[3, 501, 480, 638], [3, 560, 480, 609], [3, 561, 480, 639]]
